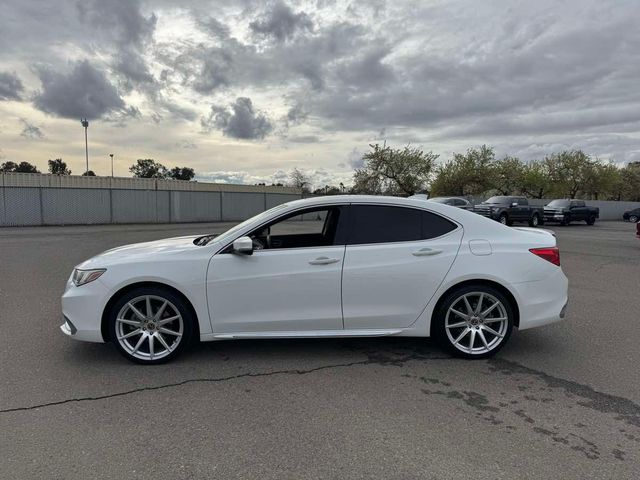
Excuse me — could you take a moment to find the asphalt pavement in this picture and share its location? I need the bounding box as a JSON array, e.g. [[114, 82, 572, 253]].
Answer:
[[1, 220, 639, 479]]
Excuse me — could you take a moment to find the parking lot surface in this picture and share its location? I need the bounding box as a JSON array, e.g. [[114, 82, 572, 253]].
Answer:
[[1, 220, 639, 479]]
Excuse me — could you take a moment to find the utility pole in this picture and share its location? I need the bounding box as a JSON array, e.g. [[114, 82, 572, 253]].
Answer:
[[109, 153, 114, 177], [81, 118, 89, 174]]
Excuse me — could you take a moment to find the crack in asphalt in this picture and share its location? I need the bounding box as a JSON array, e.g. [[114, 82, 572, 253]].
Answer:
[[0, 353, 447, 414], [2, 353, 639, 422]]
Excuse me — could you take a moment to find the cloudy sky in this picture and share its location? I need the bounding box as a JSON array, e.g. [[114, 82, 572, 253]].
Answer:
[[1, 0, 639, 187]]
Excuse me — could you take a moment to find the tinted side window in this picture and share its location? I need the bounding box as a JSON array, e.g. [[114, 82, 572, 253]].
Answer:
[[421, 210, 457, 239], [517, 198, 528, 205], [349, 205, 420, 244], [348, 205, 456, 245]]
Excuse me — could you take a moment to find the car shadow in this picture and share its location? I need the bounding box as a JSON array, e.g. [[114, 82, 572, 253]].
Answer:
[[64, 329, 563, 368]]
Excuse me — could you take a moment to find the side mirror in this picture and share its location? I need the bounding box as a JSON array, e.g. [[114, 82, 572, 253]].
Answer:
[[232, 236, 254, 255], [511, 202, 518, 207]]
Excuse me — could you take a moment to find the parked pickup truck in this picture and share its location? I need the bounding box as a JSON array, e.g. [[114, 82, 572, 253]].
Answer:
[[474, 196, 544, 227], [543, 199, 599, 225]]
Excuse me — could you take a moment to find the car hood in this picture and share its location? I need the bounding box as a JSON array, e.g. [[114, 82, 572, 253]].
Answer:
[[77, 235, 206, 269]]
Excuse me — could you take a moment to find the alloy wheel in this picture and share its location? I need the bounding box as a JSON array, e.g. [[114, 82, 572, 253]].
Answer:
[[115, 295, 184, 361], [444, 292, 509, 355]]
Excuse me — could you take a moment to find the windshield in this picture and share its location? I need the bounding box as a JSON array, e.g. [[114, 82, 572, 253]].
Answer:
[[547, 200, 570, 208], [484, 196, 511, 204], [210, 203, 290, 245]]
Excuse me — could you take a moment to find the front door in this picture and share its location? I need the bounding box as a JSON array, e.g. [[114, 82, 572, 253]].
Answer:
[[207, 205, 348, 333], [341, 204, 463, 329]]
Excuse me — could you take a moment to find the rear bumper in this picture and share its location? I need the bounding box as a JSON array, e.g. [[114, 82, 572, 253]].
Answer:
[[60, 277, 109, 343], [512, 267, 569, 330]]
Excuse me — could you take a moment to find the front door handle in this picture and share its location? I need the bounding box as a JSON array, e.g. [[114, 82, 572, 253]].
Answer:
[[309, 256, 340, 265], [412, 248, 443, 257]]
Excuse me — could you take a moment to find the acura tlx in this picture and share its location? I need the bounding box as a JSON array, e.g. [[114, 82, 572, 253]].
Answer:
[[61, 195, 568, 364]]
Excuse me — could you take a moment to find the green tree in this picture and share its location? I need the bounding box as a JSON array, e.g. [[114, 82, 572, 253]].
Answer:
[[0, 161, 18, 172], [520, 160, 553, 199], [354, 143, 438, 196], [0, 161, 40, 173], [620, 162, 640, 201], [582, 161, 622, 200], [491, 155, 525, 195], [129, 159, 168, 178], [82, 170, 96, 176], [545, 150, 593, 198], [430, 145, 494, 196], [48, 158, 71, 175], [168, 166, 195, 181]]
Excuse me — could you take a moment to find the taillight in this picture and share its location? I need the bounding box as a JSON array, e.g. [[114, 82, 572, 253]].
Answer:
[[529, 247, 560, 266]]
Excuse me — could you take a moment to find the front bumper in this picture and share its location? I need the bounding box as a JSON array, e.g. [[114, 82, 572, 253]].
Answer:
[[60, 276, 109, 343], [474, 209, 499, 220]]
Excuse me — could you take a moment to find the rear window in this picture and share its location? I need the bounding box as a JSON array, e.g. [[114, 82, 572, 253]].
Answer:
[[348, 205, 457, 245]]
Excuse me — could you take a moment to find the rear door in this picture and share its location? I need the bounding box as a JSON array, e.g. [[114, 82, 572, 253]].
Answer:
[[341, 204, 463, 329]]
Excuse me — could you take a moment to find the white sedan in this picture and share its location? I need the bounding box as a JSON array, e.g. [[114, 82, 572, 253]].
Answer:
[[61, 195, 568, 364]]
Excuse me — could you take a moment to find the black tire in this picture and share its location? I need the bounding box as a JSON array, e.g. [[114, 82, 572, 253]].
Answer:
[[107, 286, 195, 364], [629, 215, 638, 223], [586, 216, 596, 225], [528, 214, 540, 227], [560, 215, 571, 226], [434, 284, 514, 359], [498, 213, 510, 226]]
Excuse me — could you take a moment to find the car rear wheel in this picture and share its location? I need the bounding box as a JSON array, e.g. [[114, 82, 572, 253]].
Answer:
[[528, 214, 540, 227], [629, 215, 638, 223], [434, 285, 514, 359], [108, 287, 194, 364], [586, 216, 596, 225]]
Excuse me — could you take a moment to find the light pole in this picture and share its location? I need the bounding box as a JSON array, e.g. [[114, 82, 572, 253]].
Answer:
[[109, 153, 114, 177], [81, 118, 89, 174]]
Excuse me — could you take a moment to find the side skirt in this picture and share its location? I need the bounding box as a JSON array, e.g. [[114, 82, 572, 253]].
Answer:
[[200, 329, 404, 342]]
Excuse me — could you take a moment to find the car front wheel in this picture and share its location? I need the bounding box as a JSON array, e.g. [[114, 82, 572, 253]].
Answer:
[[107, 287, 194, 364], [629, 215, 638, 223], [528, 214, 540, 227], [434, 285, 514, 359]]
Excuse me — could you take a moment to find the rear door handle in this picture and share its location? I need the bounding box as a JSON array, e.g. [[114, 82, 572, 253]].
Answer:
[[412, 248, 443, 257], [309, 256, 340, 265]]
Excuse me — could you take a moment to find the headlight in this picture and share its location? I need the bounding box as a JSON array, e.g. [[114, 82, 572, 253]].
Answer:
[[72, 268, 106, 286]]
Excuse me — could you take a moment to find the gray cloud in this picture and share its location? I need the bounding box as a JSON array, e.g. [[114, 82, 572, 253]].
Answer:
[[112, 49, 156, 93], [250, 1, 313, 42], [77, 0, 156, 48], [284, 102, 308, 127], [20, 119, 44, 139], [201, 97, 273, 140], [34, 60, 126, 120], [288, 135, 320, 143], [2, 0, 640, 174], [0, 71, 24, 100]]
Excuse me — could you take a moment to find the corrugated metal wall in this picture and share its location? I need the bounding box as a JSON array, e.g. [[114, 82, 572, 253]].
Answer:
[[0, 174, 303, 227]]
